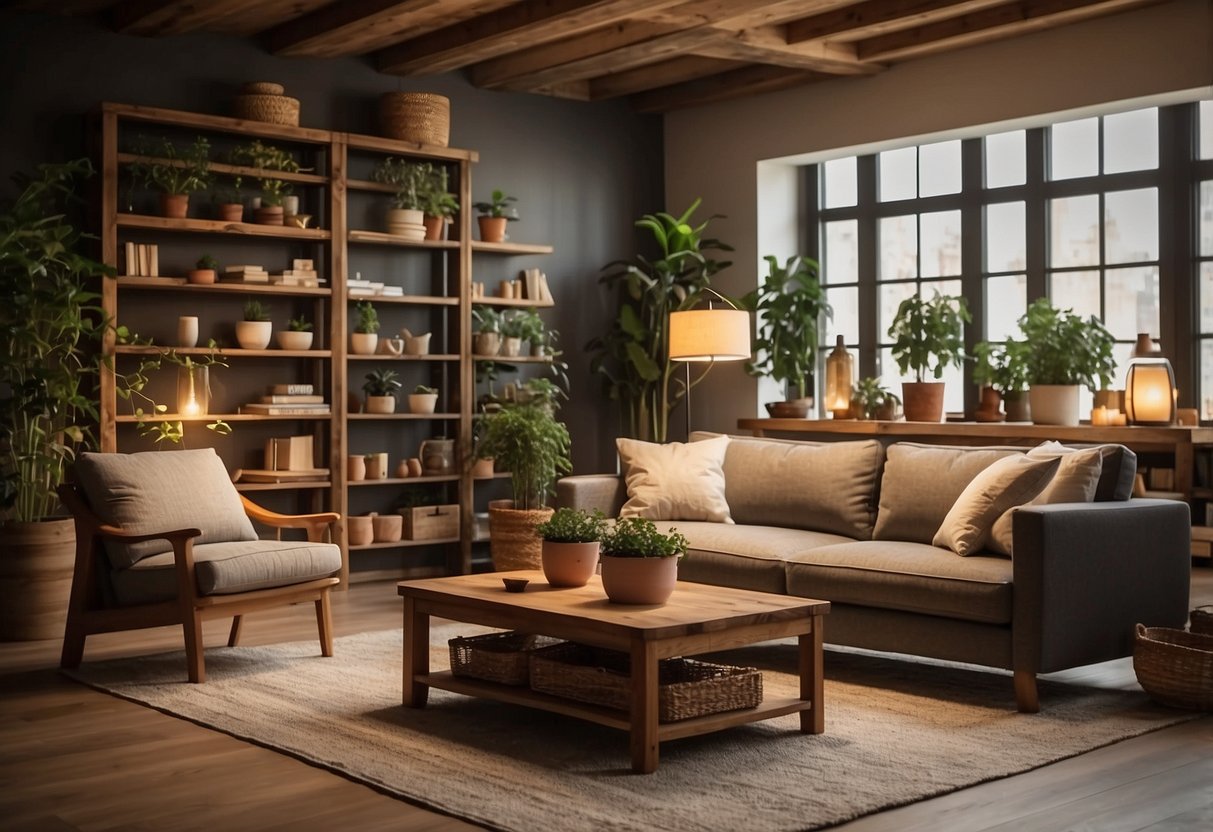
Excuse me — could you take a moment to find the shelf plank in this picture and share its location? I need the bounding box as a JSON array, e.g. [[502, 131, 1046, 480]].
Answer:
[[234, 481, 331, 492], [103, 101, 333, 145], [347, 353, 459, 361], [348, 229, 460, 249], [347, 412, 461, 420], [472, 354, 554, 364], [343, 132, 477, 162], [471, 240, 554, 255], [471, 296, 555, 308], [348, 475, 459, 486], [117, 213, 331, 240], [113, 276, 332, 296], [344, 293, 459, 306], [117, 152, 328, 187], [116, 413, 331, 423], [350, 537, 460, 552], [115, 345, 333, 359]]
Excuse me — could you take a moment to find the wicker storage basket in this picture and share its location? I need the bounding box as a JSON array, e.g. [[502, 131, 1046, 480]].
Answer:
[[1133, 623, 1213, 710], [529, 642, 762, 722], [379, 93, 450, 146], [234, 82, 300, 126], [449, 631, 563, 685], [1190, 606, 1213, 636], [488, 501, 552, 571]]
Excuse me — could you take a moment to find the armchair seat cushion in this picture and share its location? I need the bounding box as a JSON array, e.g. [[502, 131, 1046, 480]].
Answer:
[[111, 540, 342, 606]]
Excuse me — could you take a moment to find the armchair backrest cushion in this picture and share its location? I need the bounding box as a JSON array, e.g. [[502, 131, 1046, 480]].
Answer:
[[75, 449, 257, 569]]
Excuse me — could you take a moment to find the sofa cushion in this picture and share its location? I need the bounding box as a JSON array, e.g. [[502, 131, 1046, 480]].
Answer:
[[110, 540, 342, 606], [617, 436, 732, 523], [1088, 443, 1137, 501], [784, 540, 1014, 625], [75, 449, 258, 569], [987, 443, 1104, 555], [933, 454, 1060, 556], [873, 444, 1021, 544]]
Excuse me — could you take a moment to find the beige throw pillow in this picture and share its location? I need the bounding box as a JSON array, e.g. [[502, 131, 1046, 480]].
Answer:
[[986, 442, 1104, 556], [617, 435, 733, 523], [933, 454, 1060, 556]]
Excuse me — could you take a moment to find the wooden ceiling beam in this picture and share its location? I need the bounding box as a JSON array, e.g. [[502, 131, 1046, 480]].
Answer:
[[264, 0, 458, 58], [588, 55, 745, 99], [693, 24, 883, 75], [631, 64, 823, 113], [786, 0, 1009, 43], [107, 0, 249, 36]]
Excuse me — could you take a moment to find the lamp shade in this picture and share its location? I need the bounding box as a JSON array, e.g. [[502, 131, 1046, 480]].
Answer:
[[668, 309, 750, 362], [1124, 357, 1176, 426]]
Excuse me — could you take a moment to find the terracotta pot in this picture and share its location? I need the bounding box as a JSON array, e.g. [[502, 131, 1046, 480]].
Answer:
[[365, 395, 396, 414], [406, 457, 423, 478], [542, 541, 600, 588], [372, 513, 403, 543], [275, 330, 313, 351], [901, 381, 945, 422], [975, 386, 1005, 422], [161, 193, 189, 219], [471, 457, 494, 478], [254, 205, 284, 226], [600, 555, 678, 605], [0, 518, 74, 641], [235, 320, 272, 350], [1029, 384, 1080, 426], [350, 332, 378, 355], [186, 269, 216, 285], [346, 455, 366, 481], [347, 515, 374, 547], [488, 500, 553, 571], [478, 216, 508, 243], [216, 203, 243, 222], [423, 215, 446, 241]]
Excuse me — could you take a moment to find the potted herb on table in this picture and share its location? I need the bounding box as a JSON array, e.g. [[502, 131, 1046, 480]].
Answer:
[[1016, 297, 1115, 426], [363, 368, 401, 414], [130, 135, 211, 218], [534, 508, 607, 588], [887, 291, 971, 422], [351, 300, 379, 355], [473, 189, 518, 243], [236, 299, 272, 350], [599, 517, 689, 605]]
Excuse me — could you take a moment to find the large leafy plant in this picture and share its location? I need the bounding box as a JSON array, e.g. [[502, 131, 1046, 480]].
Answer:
[[372, 157, 428, 211], [741, 254, 832, 400], [477, 380, 572, 511], [130, 135, 212, 196], [587, 199, 732, 442], [887, 292, 971, 382], [1015, 297, 1115, 389]]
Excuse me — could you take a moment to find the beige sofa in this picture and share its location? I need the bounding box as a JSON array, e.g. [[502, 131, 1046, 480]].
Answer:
[[556, 434, 1192, 712]]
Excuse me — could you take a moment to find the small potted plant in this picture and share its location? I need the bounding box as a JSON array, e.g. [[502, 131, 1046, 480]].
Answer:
[[372, 156, 427, 240], [188, 254, 218, 285], [419, 162, 459, 241], [851, 377, 901, 420], [972, 340, 1032, 422], [499, 310, 526, 357], [473, 305, 502, 356], [236, 298, 272, 350], [363, 368, 401, 414], [212, 175, 243, 222], [887, 291, 971, 422], [230, 140, 302, 226], [473, 188, 518, 243], [351, 300, 379, 355], [535, 508, 608, 588], [276, 315, 313, 351], [408, 384, 439, 414], [130, 134, 211, 218], [1016, 297, 1116, 425], [599, 517, 689, 605]]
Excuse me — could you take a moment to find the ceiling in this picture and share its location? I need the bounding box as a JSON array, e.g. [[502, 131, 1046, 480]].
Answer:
[[20, 0, 1163, 112]]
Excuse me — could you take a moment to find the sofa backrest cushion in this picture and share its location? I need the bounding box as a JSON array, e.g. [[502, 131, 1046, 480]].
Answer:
[[986, 442, 1104, 555], [933, 454, 1061, 556], [1089, 443, 1137, 501], [706, 434, 884, 540], [75, 448, 258, 570], [617, 435, 733, 523]]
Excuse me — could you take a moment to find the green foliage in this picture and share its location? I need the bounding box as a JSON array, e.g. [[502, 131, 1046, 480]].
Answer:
[[372, 157, 429, 211], [354, 301, 379, 334], [413, 384, 437, 395], [130, 135, 211, 195], [851, 376, 901, 419], [473, 305, 502, 333], [534, 507, 608, 543], [887, 292, 971, 382], [972, 340, 1030, 395], [477, 381, 572, 510], [363, 368, 401, 397], [601, 517, 688, 558], [741, 254, 831, 400], [1015, 297, 1116, 389], [230, 140, 301, 206], [287, 315, 312, 332], [242, 299, 270, 322], [195, 254, 218, 271], [0, 159, 112, 522], [418, 163, 459, 218], [586, 198, 733, 442], [473, 189, 518, 220]]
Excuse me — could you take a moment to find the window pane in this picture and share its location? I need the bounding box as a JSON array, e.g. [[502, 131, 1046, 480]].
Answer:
[[1050, 195, 1100, 267], [1103, 108, 1158, 173], [1109, 342, 1134, 393], [823, 219, 859, 284], [1050, 117, 1098, 180], [919, 140, 962, 197], [985, 275, 1026, 341], [1201, 180, 1213, 257], [1104, 188, 1159, 264], [879, 215, 918, 279], [823, 286, 859, 345], [1202, 262, 1213, 333], [1204, 340, 1213, 420], [1050, 270, 1101, 319], [920, 210, 962, 278], [921, 278, 962, 300], [942, 363, 964, 414], [879, 282, 917, 339], [878, 347, 900, 391], [985, 201, 1026, 272], [1200, 101, 1212, 161], [985, 130, 1026, 188], [879, 147, 916, 202], [823, 157, 858, 208], [1105, 266, 1159, 340]]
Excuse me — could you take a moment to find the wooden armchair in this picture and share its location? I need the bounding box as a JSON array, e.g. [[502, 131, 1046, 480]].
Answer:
[[58, 448, 342, 682]]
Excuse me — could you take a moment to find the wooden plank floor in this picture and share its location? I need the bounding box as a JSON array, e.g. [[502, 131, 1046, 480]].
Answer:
[[2, 570, 1210, 832]]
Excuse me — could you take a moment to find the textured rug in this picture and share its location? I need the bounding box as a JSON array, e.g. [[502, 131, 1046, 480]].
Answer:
[[65, 627, 1196, 832]]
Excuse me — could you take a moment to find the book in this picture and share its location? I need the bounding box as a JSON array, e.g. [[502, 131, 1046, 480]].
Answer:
[[124, 241, 135, 276], [134, 244, 146, 276], [259, 394, 325, 404], [240, 403, 331, 416], [268, 383, 314, 395], [537, 272, 553, 303], [148, 244, 158, 277], [263, 435, 315, 471]]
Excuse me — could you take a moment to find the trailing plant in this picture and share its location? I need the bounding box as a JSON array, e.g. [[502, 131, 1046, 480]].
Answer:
[[242, 299, 270, 322], [476, 381, 572, 510], [130, 135, 212, 196], [372, 157, 427, 211], [741, 254, 832, 400], [850, 376, 901, 419], [972, 340, 1030, 395], [354, 300, 379, 334], [601, 517, 688, 558], [419, 163, 459, 218], [363, 368, 401, 397], [473, 189, 518, 219], [587, 198, 733, 443], [887, 291, 971, 382], [230, 140, 302, 207], [534, 507, 607, 543], [1015, 297, 1116, 389], [196, 254, 218, 271]]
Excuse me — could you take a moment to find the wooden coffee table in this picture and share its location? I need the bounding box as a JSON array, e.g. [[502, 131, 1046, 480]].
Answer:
[[397, 570, 830, 773]]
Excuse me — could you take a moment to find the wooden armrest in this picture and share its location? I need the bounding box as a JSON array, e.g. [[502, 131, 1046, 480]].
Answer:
[[240, 495, 340, 542], [97, 524, 202, 544]]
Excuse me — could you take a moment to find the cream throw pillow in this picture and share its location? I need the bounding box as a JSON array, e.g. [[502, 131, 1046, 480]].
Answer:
[[986, 442, 1104, 556], [617, 435, 733, 523], [933, 454, 1060, 556]]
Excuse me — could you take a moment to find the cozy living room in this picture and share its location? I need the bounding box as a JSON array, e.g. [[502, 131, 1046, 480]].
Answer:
[[2, 1, 1212, 830]]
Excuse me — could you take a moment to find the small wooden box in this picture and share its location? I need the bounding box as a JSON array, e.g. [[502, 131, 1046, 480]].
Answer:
[[400, 505, 459, 540]]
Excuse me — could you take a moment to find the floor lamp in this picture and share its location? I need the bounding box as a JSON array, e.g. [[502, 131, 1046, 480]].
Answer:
[[668, 306, 751, 440]]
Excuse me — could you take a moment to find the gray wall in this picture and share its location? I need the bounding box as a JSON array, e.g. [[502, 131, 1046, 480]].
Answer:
[[0, 10, 663, 474]]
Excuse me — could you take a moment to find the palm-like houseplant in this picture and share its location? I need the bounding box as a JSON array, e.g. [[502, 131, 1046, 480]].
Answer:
[[887, 291, 971, 422]]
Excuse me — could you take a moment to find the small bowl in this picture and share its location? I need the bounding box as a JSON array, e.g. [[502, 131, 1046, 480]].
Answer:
[[502, 578, 529, 593]]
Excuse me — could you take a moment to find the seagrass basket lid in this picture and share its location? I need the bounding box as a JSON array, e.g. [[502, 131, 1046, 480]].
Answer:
[[378, 92, 450, 146], [233, 82, 300, 126]]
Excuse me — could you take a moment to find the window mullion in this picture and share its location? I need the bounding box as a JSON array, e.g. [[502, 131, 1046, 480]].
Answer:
[[1025, 127, 1048, 301]]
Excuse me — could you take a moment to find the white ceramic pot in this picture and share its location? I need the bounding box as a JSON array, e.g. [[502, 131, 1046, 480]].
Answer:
[[365, 395, 396, 414], [501, 336, 522, 357], [408, 393, 438, 414], [235, 320, 272, 350], [1029, 384, 1080, 426], [276, 330, 313, 350], [350, 332, 378, 355]]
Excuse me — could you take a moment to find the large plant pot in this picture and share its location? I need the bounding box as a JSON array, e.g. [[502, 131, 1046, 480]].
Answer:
[[542, 541, 600, 588], [0, 518, 74, 641], [600, 555, 678, 605], [235, 320, 272, 350], [488, 500, 553, 571], [386, 207, 426, 240], [1029, 384, 1080, 426], [901, 382, 945, 422]]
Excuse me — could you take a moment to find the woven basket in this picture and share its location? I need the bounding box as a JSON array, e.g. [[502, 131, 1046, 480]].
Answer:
[[1190, 606, 1213, 636], [449, 631, 563, 686], [529, 642, 762, 722], [1133, 623, 1213, 710], [379, 93, 450, 146], [488, 501, 552, 571], [234, 88, 300, 126]]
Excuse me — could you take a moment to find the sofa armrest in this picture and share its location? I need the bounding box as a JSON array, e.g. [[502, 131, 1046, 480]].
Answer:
[[556, 475, 626, 516], [1011, 498, 1191, 674]]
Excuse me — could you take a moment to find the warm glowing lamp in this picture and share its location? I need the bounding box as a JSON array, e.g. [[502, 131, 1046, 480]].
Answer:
[[176, 360, 209, 417], [824, 335, 853, 419], [668, 305, 751, 437], [1124, 334, 1175, 426]]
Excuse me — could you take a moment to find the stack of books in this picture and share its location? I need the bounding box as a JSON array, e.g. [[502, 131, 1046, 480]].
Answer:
[[222, 264, 270, 284], [123, 242, 160, 277], [522, 268, 553, 302], [270, 259, 325, 288], [239, 383, 331, 416], [348, 275, 386, 297]]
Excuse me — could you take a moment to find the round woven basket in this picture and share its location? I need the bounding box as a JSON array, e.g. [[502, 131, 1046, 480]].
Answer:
[[488, 500, 553, 571], [379, 92, 450, 146], [1190, 605, 1213, 636], [1133, 623, 1213, 710], [233, 89, 300, 126]]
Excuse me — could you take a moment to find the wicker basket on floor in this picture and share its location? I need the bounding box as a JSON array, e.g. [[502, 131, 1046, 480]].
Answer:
[[379, 92, 450, 146], [1190, 606, 1213, 636], [1133, 623, 1213, 710], [529, 642, 762, 722], [449, 631, 562, 686]]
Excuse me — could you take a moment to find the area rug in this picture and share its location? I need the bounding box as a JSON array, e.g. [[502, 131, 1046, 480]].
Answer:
[[65, 627, 1197, 832]]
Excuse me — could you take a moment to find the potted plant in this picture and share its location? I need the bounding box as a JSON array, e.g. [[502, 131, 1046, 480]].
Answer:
[[236, 299, 272, 350], [130, 134, 211, 218], [851, 377, 901, 420], [972, 340, 1032, 422], [535, 507, 607, 588], [276, 315, 313, 351], [351, 300, 379, 355], [510, 309, 547, 356], [473, 188, 518, 243], [742, 254, 832, 416], [599, 517, 689, 605], [372, 156, 427, 240], [408, 384, 439, 414], [477, 380, 572, 571], [188, 254, 218, 285], [419, 162, 459, 241], [499, 310, 526, 357], [473, 305, 502, 356], [1016, 297, 1116, 425], [363, 368, 401, 414], [212, 175, 243, 222], [230, 140, 302, 226], [887, 291, 971, 422]]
